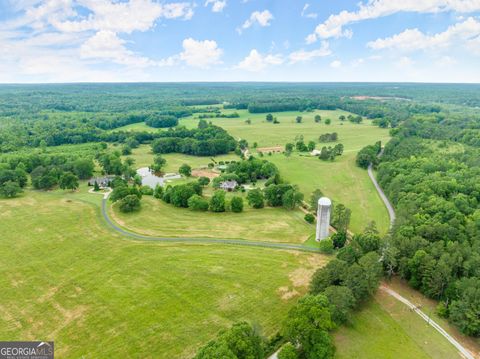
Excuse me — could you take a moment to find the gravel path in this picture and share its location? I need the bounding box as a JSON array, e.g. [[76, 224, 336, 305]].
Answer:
[[380, 285, 475, 359], [368, 163, 395, 228]]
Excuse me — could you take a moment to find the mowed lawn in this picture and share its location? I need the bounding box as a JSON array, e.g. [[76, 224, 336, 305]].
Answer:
[[0, 191, 327, 358], [334, 291, 462, 359], [268, 152, 390, 235], [111, 196, 314, 243]]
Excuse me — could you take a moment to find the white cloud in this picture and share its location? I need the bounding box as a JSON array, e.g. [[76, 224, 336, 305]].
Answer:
[[306, 0, 480, 42], [368, 17, 480, 54], [330, 60, 342, 68], [80, 30, 155, 67], [179, 38, 223, 68], [301, 3, 317, 19], [288, 41, 331, 63], [53, 0, 195, 34], [205, 0, 226, 12], [239, 10, 273, 33], [236, 49, 283, 71]]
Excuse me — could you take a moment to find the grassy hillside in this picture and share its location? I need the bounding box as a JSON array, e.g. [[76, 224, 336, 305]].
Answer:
[[268, 152, 390, 234], [111, 196, 313, 243], [0, 190, 327, 358]]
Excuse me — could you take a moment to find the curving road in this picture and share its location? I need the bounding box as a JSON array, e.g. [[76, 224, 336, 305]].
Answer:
[[101, 197, 320, 253]]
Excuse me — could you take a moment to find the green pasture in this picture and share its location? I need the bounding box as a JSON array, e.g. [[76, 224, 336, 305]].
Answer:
[[180, 109, 390, 151], [111, 196, 314, 243], [268, 152, 390, 234], [0, 190, 327, 358], [334, 291, 462, 359]]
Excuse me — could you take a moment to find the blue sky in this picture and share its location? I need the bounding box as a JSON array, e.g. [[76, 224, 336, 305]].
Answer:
[[0, 0, 479, 83]]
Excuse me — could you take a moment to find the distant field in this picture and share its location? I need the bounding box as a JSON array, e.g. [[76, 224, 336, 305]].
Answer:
[[111, 196, 314, 243], [110, 122, 157, 132], [124, 145, 240, 171], [334, 291, 461, 359], [0, 189, 327, 358], [180, 109, 390, 151]]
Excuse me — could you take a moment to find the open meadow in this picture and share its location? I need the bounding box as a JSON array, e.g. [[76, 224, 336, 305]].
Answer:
[[111, 195, 313, 243], [0, 189, 328, 358]]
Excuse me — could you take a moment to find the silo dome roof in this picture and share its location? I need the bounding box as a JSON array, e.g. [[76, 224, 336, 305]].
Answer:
[[318, 197, 332, 206]]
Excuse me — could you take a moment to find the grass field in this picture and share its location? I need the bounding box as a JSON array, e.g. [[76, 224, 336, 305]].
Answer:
[[110, 122, 158, 132], [122, 108, 391, 234], [268, 152, 390, 234], [124, 145, 240, 172], [180, 109, 391, 151], [334, 291, 462, 359], [0, 189, 327, 358], [111, 196, 314, 243]]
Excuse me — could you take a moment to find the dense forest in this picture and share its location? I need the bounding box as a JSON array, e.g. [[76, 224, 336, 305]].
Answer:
[[374, 114, 480, 336]]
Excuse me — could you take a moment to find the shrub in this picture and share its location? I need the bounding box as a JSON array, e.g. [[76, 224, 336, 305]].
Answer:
[[319, 238, 334, 254], [119, 195, 141, 213], [140, 185, 154, 195], [332, 231, 347, 249], [278, 343, 298, 359], [210, 190, 226, 212], [230, 196, 244, 213], [198, 176, 210, 186], [304, 213, 315, 224], [188, 195, 209, 211], [247, 189, 264, 209]]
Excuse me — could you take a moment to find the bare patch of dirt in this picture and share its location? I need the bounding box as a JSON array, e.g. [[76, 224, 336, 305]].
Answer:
[[256, 146, 283, 153], [278, 286, 300, 301], [289, 268, 314, 288], [191, 169, 220, 179], [38, 286, 59, 303]]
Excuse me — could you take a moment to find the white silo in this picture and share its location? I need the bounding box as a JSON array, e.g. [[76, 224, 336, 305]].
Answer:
[[316, 197, 332, 241]]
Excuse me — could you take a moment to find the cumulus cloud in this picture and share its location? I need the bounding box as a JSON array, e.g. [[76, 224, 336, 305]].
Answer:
[[0, 0, 200, 81], [53, 0, 194, 33], [179, 38, 223, 68], [205, 0, 226, 12], [236, 49, 283, 71], [288, 41, 331, 63], [367, 17, 480, 53], [306, 0, 480, 43], [80, 30, 155, 67], [238, 10, 273, 33]]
